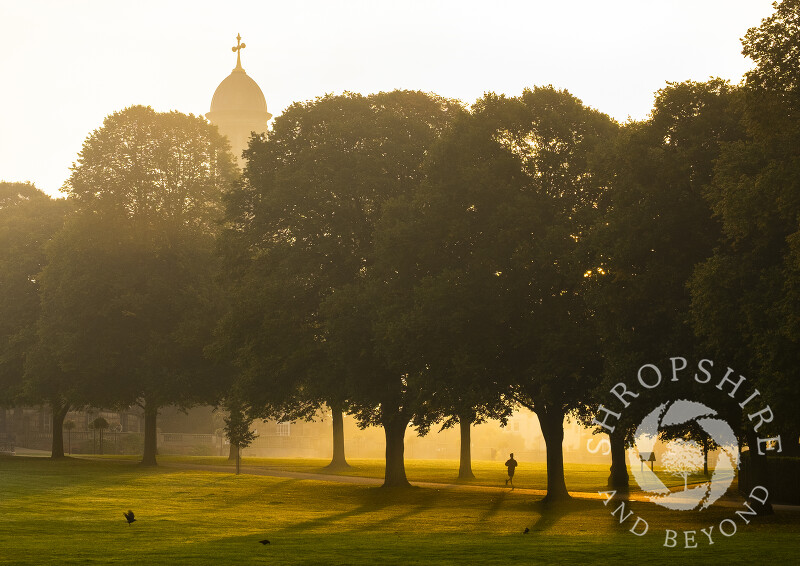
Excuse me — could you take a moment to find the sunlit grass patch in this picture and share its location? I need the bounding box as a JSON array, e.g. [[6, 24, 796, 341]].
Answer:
[[1, 457, 796, 564], [154, 455, 711, 492]]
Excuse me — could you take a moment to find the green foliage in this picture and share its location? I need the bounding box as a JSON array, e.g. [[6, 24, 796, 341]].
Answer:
[[223, 403, 257, 450], [219, 91, 462, 431], [362, 86, 618, 497], [38, 216, 224, 409], [0, 182, 69, 407], [690, 3, 800, 450], [409, 87, 617, 420], [90, 417, 109, 430], [37, 105, 237, 463], [587, 79, 744, 441], [743, 0, 800, 102], [64, 105, 235, 235]]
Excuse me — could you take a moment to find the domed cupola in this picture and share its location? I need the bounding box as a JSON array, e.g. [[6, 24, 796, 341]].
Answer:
[[206, 34, 271, 166]]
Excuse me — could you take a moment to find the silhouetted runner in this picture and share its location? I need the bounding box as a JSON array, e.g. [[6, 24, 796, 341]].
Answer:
[[505, 453, 518, 489]]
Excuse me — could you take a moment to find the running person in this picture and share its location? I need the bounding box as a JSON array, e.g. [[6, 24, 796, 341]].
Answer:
[[505, 453, 518, 488]]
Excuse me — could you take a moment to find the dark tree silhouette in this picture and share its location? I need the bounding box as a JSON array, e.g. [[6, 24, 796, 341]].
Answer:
[[38, 106, 236, 466], [586, 79, 743, 492], [220, 91, 461, 486], [690, 1, 800, 512], [393, 88, 616, 501], [0, 182, 71, 458]]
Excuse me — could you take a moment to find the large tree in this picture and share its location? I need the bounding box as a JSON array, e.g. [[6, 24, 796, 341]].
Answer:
[[0, 182, 70, 456], [389, 87, 617, 501], [691, 0, 800, 469], [587, 79, 743, 491], [219, 91, 461, 484], [492, 88, 615, 502], [37, 105, 236, 465], [369, 191, 515, 481]]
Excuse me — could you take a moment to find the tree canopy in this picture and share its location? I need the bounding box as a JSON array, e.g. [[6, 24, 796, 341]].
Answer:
[[373, 87, 617, 500], [690, 1, 800, 460], [218, 90, 462, 485], [36, 105, 237, 465], [0, 182, 70, 456]]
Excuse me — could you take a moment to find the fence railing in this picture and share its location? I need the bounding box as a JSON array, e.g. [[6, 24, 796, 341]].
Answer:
[[12, 430, 326, 457], [9, 428, 334, 459], [0, 433, 14, 454], [12, 430, 223, 456]]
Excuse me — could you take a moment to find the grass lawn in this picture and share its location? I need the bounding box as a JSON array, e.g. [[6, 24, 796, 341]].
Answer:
[[1, 456, 798, 565], [157, 455, 712, 492]]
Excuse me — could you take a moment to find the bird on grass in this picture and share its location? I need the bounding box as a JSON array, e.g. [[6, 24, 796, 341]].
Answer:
[[123, 510, 136, 526], [523, 528, 529, 534], [259, 540, 270, 545]]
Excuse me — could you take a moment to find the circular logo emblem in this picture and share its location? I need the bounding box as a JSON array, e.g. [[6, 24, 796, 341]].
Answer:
[[629, 400, 740, 511]]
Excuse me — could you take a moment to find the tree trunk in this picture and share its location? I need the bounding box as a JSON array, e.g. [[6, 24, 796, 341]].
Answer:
[[141, 401, 158, 467], [458, 414, 475, 480], [228, 442, 238, 461], [0, 406, 6, 433], [744, 429, 773, 515], [607, 429, 629, 492], [702, 435, 709, 477], [326, 403, 349, 470], [382, 416, 411, 487], [535, 406, 571, 502], [50, 399, 70, 459]]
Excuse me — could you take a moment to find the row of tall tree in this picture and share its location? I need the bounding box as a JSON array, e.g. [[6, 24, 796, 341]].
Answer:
[[0, 0, 797, 503], [0, 107, 236, 465]]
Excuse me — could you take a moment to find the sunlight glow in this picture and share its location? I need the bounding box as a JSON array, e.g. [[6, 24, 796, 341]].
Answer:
[[0, 0, 777, 197]]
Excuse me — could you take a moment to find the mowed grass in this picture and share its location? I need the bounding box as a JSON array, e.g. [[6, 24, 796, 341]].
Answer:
[[157, 455, 710, 492], [1, 456, 798, 565]]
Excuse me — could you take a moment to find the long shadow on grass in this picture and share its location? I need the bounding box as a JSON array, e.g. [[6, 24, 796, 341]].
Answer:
[[525, 498, 605, 535], [478, 491, 509, 523], [275, 486, 445, 535], [345, 487, 447, 533], [0, 456, 158, 501], [167, 475, 300, 507]]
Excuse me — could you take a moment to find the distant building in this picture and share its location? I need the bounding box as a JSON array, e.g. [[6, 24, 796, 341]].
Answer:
[[206, 34, 272, 166]]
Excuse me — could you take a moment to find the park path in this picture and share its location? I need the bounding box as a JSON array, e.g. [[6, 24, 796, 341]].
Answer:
[[158, 461, 800, 511], [56, 456, 800, 511], [64, 456, 800, 513], [157, 460, 631, 502]]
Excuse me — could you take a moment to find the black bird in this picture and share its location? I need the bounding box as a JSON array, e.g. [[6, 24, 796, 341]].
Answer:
[[523, 528, 529, 534], [259, 540, 270, 545], [123, 510, 136, 525]]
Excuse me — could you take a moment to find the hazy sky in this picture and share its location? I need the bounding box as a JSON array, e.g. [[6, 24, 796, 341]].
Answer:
[[0, 0, 777, 198]]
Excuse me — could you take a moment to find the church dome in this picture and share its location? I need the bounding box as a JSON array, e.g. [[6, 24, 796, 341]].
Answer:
[[209, 68, 269, 116], [206, 35, 271, 167]]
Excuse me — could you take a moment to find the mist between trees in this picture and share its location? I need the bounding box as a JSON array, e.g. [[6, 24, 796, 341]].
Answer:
[[1, 1, 798, 504]]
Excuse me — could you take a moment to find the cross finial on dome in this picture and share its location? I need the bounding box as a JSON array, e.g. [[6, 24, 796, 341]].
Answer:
[[232, 33, 246, 71]]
